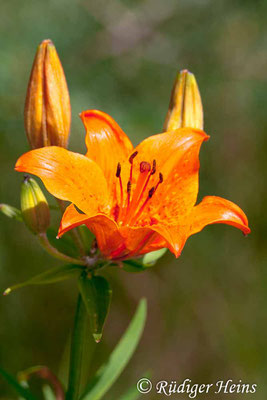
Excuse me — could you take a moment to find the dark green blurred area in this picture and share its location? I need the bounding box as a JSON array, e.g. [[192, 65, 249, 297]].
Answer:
[[0, 0, 266, 398]]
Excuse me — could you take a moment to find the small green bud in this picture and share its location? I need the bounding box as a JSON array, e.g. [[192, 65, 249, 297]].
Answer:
[[0, 204, 22, 221], [21, 176, 50, 234]]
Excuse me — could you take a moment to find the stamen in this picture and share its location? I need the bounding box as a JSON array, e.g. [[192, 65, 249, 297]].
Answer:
[[116, 162, 124, 211], [155, 173, 163, 191], [148, 187, 155, 198], [127, 180, 132, 194], [116, 162, 121, 177], [129, 172, 164, 224], [151, 160, 156, 175], [125, 161, 152, 223], [127, 180, 132, 207], [129, 151, 138, 164], [129, 151, 138, 181]]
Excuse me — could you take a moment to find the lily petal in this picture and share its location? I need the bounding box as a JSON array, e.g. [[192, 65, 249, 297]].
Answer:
[[58, 203, 124, 258], [59, 205, 168, 260], [131, 128, 209, 224], [148, 224, 188, 258], [15, 147, 110, 216], [188, 196, 251, 236], [58, 203, 91, 236], [80, 110, 133, 201]]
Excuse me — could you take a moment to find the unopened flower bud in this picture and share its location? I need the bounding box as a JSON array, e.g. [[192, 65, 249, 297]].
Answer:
[[24, 39, 71, 149], [21, 176, 50, 234], [0, 204, 22, 221], [163, 69, 203, 131]]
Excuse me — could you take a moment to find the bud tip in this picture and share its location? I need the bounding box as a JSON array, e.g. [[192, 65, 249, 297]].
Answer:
[[93, 333, 102, 343], [3, 288, 11, 296]]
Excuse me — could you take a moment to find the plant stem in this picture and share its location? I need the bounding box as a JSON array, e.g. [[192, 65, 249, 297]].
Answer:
[[66, 293, 88, 400], [38, 233, 85, 265]]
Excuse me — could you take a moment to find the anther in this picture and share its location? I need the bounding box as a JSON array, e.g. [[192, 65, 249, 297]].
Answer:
[[116, 162, 121, 177], [148, 187, 155, 198], [127, 180, 132, 194], [140, 161, 151, 173], [151, 160, 156, 175], [129, 151, 138, 164], [159, 172, 163, 183]]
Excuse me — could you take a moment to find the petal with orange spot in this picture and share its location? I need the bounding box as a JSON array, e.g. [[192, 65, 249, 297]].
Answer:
[[130, 128, 209, 224], [80, 110, 133, 201], [58, 203, 123, 258], [188, 196, 251, 236], [15, 146, 110, 216]]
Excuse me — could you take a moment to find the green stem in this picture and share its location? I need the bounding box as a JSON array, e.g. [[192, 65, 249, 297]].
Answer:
[[38, 233, 85, 266], [66, 294, 88, 400]]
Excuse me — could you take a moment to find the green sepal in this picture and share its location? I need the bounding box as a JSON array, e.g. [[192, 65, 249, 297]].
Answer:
[[0, 203, 22, 221], [0, 367, 37, 400], [47, 227, 79, 258], [4, 264, 83, 295], [78, 273, 112, 343]]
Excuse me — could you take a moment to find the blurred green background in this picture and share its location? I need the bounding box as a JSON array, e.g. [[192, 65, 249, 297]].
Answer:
[[0, 0, 266, 398]]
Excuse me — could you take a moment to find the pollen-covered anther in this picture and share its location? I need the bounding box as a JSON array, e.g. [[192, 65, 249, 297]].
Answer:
[[129, 151, 138, 181], [116, 162, 121, 177], [148, 187, 155, 198], [129, 151, 138, 164], [151, 160, 156, 175], [116, 162, 123, 215], [127, 180, 132, 194]]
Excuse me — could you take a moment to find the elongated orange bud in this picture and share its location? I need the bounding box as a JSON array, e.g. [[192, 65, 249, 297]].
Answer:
[[24, 39, 71, 148], [163, 69, 203, 131]]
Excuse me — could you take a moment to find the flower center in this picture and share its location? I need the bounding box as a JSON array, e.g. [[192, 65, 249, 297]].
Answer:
[[115, 152, 163, 225]]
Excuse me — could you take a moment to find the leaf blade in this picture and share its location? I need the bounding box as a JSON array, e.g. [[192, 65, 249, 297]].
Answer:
[[78, 274, 112, 343], [80, 298, 147, 400], [4, 264, 83, 295]]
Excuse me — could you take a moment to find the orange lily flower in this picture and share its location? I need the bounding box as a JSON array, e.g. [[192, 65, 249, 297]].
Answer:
[[15, 110, 250, 260]]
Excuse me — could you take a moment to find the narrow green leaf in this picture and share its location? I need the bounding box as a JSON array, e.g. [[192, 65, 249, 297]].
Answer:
[[4, 264, 83, 295], [80, 298, 147, 400], [78, 274, 112, 343], [0, 367, 37, 400]]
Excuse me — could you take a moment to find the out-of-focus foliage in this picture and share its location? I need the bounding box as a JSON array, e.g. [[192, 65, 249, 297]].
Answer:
[[0, 0, 266, 398]]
